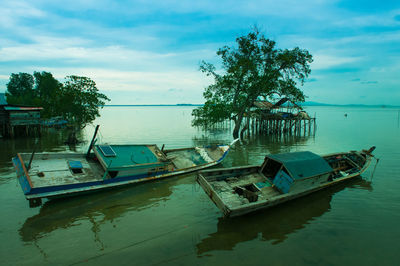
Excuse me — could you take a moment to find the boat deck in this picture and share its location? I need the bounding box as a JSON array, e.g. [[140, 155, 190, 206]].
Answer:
[[197, 148, 373, 217], [21, 153, 104, 188], [166, 149, 207, 169], [165, 146, 225, 169], [209, 172, 280, 208]]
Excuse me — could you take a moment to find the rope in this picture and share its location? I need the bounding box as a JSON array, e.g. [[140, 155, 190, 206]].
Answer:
[[369, 157, 380, 181]]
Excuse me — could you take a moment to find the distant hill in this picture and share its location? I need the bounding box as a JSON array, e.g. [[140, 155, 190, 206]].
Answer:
[[301, 101, 332, 106]]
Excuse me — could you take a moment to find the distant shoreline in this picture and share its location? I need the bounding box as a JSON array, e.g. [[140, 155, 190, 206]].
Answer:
[[102, 103, 400, 108], [103, 104, 203, 107]]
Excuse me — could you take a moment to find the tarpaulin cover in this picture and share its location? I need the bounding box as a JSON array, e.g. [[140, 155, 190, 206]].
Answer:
[[267, 151, 333, 180]]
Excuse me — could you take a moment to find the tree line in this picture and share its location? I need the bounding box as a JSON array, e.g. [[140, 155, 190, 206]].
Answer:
[[5, 72, 110, 129], [5, 28, 312, 140]]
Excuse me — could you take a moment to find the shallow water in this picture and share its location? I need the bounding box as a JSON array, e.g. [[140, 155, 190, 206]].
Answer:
[[0, 106, 399, 265]]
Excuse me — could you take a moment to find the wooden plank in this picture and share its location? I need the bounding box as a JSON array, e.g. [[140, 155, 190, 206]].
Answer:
[[17, 153, 33, 188]]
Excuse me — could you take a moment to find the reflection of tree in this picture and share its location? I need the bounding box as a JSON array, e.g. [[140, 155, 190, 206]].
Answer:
[[191, 131, 313, 168], [0, 129, 84, 171], [191, 130, 231, 147], [19, 178, 176, 245], [233, 134, 313, 167], [196, 178, 372, 256]]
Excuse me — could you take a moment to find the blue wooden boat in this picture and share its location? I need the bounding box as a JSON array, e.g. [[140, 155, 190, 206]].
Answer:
[[13, 133, 233, 207], [197, 147, 376, 217]]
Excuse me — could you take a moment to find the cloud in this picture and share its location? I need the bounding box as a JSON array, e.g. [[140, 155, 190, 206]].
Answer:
[[168, 88, 184, 92], [306, 78, 317, 82], [361, 81, 378, 84], [311, 54, 362, 70], [0, 0, 399, 104], [49, 67, 209, 93]]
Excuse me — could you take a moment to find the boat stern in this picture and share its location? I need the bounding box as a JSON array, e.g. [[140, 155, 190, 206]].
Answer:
[[12, 154, 33, 195], [216, 144, 232, 163], [216, 139, 238, 163]]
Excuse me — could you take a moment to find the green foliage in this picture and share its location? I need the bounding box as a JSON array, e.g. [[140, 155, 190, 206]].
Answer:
[[6, 71, 61, 117], [5, 72, 110, 129], [59, 76, 110, 129], [5, 73, 36, 105], [192, 100, 231, 127], [33, 71, 62, 118], [192, 28, 313, 137]]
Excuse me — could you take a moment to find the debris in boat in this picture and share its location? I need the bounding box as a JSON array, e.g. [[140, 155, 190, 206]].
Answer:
[[195, 147, 214, 163]]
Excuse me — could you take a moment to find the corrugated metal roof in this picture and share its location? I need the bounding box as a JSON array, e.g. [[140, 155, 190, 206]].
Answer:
[[272, 97, 289, 107], [0, 93, 7, 105], [273, 97, 303, 110], [266, 151, 333, 180], [255, 98, 303, 110], [254, 101, 274, 110], [4, 106, 43, 111]]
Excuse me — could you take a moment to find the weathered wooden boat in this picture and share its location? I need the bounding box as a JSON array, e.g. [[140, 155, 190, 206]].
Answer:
[[13, 128, 234, 207], [197, 147, 376, 217]]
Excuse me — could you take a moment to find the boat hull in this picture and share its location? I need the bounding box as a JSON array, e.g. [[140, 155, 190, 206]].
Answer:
[[197, 148, 374, 217], [13, 144, 231, 206]]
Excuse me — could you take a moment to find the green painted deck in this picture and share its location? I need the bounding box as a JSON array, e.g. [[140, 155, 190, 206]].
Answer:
[[94, 145, 164, 169]]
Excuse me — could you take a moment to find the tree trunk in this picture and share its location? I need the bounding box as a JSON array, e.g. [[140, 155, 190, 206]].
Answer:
[[240, 120, 249, 139], [65, 126, 81, 145], [233, 122, 240, 139], [232, 112, 245, 139], [66, 130, 78, 145]]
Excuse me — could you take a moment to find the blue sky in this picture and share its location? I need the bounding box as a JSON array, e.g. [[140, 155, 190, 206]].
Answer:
[[1, 0, 399, 105]]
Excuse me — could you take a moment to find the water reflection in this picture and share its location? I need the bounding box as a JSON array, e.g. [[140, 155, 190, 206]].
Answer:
[[19, 178, 176, 244], [192, 133, 313, 168], [234, 134, 312, 164], [0, 128, 84, 170], [196, 178, 372, 256]]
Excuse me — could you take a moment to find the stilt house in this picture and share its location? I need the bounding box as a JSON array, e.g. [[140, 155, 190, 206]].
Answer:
[[0, 93, 43, 137]]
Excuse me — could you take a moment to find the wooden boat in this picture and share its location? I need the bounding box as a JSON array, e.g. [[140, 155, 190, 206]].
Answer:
[[197, 147, 376, 217], [13, 128, 234, 207]]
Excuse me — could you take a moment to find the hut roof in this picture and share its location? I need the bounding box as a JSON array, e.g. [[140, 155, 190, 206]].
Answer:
[[4, 106, 43, 111], [254, 100, 274, 110], [272, 97, 302, 110], [254, 97, 303, 111]]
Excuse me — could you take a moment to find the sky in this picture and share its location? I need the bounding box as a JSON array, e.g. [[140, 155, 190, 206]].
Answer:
[[1, 0, 399, 105]]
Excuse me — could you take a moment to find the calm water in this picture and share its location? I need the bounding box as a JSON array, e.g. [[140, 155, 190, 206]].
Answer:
[[0, 106, 399, 265]]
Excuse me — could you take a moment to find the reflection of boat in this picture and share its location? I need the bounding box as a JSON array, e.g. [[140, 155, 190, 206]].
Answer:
[[197, 147, 375, 217], [196, 178, 372, 254], [13, 127, 233, 207], [19, 177, 176, 243]]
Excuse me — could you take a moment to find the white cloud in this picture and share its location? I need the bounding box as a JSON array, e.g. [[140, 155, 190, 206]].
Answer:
[[0, 1, 46, 28], [87, 69, 208, 92], [311, 54, 362, 70], [0, 40, 207, 70], [333, 9, 400, 28], [0, 0, 399, 104]]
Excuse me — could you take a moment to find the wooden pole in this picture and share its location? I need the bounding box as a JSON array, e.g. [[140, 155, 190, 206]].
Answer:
[[86, 125, 100, 158]]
